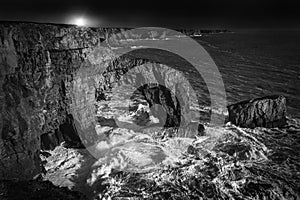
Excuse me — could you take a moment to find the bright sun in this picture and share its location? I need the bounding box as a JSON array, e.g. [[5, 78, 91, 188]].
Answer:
[[73, 17, 86, 26]]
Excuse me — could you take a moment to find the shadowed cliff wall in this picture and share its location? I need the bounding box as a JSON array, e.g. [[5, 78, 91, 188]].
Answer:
[[0, 22, 112, 179]]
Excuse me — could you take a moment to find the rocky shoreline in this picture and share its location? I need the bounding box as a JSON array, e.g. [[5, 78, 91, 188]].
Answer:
[[0, 22, 299, 199]]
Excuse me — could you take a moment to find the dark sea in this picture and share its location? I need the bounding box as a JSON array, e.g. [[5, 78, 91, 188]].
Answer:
[[198, 30, 300, 119]]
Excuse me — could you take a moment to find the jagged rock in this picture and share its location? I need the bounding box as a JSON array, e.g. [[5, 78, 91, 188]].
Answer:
[[227, 95, 287, 128], [0, 180, 86, 200]]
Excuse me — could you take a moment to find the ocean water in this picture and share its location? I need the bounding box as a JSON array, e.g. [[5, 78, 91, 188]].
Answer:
[[111, 30, 300, 119], [198, 30, 300, 119]]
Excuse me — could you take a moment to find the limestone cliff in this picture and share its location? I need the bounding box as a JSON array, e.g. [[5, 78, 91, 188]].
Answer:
[[0, 22, 105, 179], [0, 22, 194, 180]]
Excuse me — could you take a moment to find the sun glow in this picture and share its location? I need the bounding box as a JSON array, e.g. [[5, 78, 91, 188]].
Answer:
[[67, 14, 99, 27], [73, 17, 86, 26]]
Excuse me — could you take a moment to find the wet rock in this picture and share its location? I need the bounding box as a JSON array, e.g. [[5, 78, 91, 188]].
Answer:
[[227, 95, 287, 128]]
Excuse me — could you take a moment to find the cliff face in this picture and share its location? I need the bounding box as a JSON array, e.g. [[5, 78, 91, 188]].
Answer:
[[0, 22, 103, 179], [0, 22, 193, 180]]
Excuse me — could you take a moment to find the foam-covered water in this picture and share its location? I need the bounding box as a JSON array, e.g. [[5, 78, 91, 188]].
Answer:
[[88, 121, 300, 199], [57, 87, 299, 199], [43, 119, 300, 199]]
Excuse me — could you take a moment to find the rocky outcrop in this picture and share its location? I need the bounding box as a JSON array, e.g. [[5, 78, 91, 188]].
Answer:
[[72, 53, 193, 147], [131, 83, 182, 127], [227, 95, 287, 128]]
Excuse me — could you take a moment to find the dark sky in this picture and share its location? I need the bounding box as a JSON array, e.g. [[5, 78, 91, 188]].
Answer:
[[0, 0, 299, 29]]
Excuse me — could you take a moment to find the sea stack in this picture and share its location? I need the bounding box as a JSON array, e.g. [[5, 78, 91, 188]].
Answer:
[[227, 95, 287, 128]]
